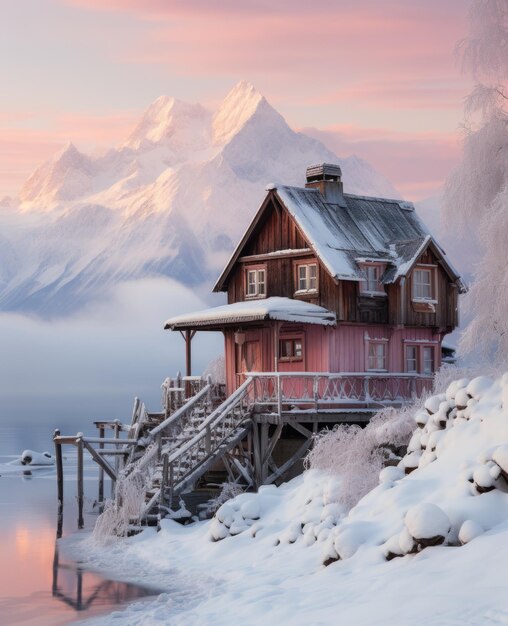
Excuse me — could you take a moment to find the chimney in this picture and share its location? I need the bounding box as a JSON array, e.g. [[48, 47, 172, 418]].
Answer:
[[305, 163, 347, 207]]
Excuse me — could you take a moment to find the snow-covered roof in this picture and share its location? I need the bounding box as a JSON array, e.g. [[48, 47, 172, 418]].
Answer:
[[164, 297, 336, 330], [214, 184, 464, 291]]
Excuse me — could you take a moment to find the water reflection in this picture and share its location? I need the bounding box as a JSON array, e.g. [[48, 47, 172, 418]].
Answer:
[[0, 426, 161, 625], [52, 546, 154, 612]]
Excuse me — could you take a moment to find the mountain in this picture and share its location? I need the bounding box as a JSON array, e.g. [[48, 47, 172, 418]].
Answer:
[[1, 81, 401, 316]]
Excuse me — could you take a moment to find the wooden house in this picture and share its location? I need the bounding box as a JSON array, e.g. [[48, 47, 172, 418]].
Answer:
[[54, 164, 466, 529], [165, 163, 465, 407]]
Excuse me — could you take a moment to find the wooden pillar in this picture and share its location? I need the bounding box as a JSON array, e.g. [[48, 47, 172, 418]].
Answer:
[[54, 429, 64, 538], [185, 329, 192, 378], [98, 425, 105, 506], [77, 438, 84, 529], [252, 421, 262, 489], [260, 423, 269, 484], [184, 330, 196, 398]]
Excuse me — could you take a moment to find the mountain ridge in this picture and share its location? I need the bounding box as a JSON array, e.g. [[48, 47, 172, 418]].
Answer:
[[1, 81, 402, 316]]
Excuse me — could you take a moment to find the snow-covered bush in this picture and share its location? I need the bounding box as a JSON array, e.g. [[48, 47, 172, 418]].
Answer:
[[203, 482, 245, 518], [203, 355, 226, 384], [305, 400, 423, 511]]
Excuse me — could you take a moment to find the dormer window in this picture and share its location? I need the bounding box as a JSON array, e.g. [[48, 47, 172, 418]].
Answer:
[[294, 261, 318, 295], [359, 263, 385, 295], [245, 265, 266, 299]]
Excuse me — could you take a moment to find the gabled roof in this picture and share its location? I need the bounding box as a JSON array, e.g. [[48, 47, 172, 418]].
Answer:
[[214, 184, 464, 292], [164, 297, 336, 330]]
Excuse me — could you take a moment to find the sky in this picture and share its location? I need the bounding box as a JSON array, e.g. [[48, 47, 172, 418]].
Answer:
[[0, 0, 471, 201]]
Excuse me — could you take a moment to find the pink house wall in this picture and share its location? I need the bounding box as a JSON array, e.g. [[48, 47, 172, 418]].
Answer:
[[224, 323, 443, 394]]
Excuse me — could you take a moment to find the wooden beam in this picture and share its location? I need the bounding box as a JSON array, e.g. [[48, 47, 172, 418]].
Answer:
[[261, 422, 283, 466], [265, 438, 312, 485], [82, 440, 117, 482], [287, 421, 314, 440]]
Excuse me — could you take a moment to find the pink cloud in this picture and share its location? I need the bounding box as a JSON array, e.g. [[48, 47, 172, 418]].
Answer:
[[0, 110, 138, 198], [302, 125, 461, 200]]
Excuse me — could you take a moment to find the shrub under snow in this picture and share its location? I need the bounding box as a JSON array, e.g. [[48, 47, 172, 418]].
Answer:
[[305, 400, 423, 511]]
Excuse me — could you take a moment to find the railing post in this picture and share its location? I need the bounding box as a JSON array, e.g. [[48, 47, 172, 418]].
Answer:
[[159, 453, 168, 529], [364, 376, 371, 403], [77, 437, 84, 529], [410, 376, 417, 397], [53, 429, 64, 538], [168, 462, 174, 511], [313, 376, 319, 411], [276, 375, 282, 417], [176, 371, 182, 407], [205, 425, 212, 454]]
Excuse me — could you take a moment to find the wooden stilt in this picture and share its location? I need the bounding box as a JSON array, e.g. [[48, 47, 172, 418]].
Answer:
[[77, 438, 84, 529], [98, 425, 104, 506], [260, 423, 269, 484], [54, 429, 64, 538], [252, 421, 262, 489]]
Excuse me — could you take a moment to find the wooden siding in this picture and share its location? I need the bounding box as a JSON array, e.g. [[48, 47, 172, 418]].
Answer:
[[225, 323, 441, 392]]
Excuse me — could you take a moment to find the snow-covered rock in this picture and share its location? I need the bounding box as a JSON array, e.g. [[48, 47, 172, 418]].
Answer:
[[20, 450, 54, 466], [405, 503, 450, 546]]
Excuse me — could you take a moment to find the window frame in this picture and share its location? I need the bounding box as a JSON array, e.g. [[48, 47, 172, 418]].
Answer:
[[293, 260, 319, 295], [359, 262, 386, 296], [278, 333, 305, 363], [366, 339, 388, 372], [403, 342, 437, 375], [244, 264, 267, 299], [411, 264, 438, 303]]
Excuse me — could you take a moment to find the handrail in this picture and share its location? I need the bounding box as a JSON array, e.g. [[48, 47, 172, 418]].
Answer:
[[246, 371, 433, 379], [150, 384, 211, 437], [164, 376, 253, 463]]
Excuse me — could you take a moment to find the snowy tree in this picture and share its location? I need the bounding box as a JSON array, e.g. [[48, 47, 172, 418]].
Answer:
[[444, 0, 508, 362]]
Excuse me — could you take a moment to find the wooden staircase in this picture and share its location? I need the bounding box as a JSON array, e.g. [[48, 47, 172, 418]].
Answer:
[[116, 376, 255, 532]]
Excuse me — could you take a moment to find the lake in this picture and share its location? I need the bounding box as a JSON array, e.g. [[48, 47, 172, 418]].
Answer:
[[0, 422, 162, 625]]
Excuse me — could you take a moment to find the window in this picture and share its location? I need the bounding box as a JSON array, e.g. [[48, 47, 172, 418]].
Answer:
[[404, 343, 436, 375], [368, 342, 386, 370], [413, 268, 434, 300], [406, 345, 418, 373], [295, 262, 318, 293], [245, 266, 266, 298], [279, 336, 303, 361], [423, 346, 435, 375], [359, 263, 385, 295]]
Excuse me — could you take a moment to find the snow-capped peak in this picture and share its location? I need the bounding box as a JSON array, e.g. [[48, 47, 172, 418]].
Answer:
[[212, 80, 267, 145], [124, 95, 210, 151]]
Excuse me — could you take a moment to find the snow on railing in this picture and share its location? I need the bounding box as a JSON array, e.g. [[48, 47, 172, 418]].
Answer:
[[244, 371, 433, 411]]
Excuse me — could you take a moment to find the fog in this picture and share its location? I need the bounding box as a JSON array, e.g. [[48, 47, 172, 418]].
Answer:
[[0, 278, 223, 432]]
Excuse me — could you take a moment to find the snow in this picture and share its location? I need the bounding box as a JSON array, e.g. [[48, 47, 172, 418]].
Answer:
[[20, 449, 54, 466], [63, 371, 508, 625], [405, 503, 450, 541], [164, 296, 336, 329]]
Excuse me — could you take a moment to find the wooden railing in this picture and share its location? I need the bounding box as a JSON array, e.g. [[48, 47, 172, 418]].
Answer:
[[160, 376, 254, 507], [242, 371, 433, 413]]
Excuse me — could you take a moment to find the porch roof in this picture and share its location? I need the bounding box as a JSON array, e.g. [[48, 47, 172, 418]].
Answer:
[[164, 296, 336, 330]]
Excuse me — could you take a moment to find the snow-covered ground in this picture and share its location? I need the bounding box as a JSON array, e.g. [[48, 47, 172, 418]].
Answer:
[[66, 372, 508, 625]]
